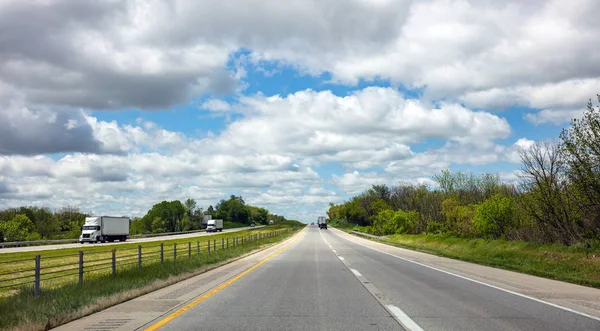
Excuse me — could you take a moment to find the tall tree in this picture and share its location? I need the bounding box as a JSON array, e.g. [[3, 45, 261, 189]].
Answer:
[[518, 141, 581, 244], [142, 201, 186, 233], [207, 205, 215, 216], [560, 95, 600, 234]]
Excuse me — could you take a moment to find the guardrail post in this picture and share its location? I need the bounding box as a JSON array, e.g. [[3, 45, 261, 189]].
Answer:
[[188, 242, 191, 258], [174, 244, 177, 261], [160, 243, 164, 264], [197, 241, 200, 255], [226, 238, 229, 249], [79, 251, 84, 286], [208, 241, 211, 253], [34, 255, 40, 297], [138, 246, 142, 270], [213, 240, 216, 252], [112, 249, 116, 277], [221, 238, 224, 249]]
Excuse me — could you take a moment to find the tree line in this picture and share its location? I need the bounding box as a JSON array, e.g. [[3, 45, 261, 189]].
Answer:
[[328, 95, 600, 246], [129, 195, 289, 234], [0, 195, 292, 242]]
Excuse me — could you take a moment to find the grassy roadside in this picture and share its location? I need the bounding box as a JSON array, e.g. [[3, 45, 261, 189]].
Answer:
[[333, 225, 600, 289], [0, 226, 302, 331], [0, 227, 282, 296], [0, 227, 272, 261]]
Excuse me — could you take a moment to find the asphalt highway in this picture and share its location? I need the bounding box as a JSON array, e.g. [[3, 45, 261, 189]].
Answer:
[[0, 226, 262, 254], [149, 226, 600, 331]]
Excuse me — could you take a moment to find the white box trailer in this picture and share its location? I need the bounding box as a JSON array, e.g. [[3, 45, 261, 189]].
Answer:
[[79, 216, 130, 243], [206, 219, 223, 232]]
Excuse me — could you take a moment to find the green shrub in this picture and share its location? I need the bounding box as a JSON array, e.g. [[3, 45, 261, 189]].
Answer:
[[390, 210, 419, 234], [442, 197, 476, 236], [474, 194, 517, 238], [426, 221, 445, 234], [0, 214, 40, 241]]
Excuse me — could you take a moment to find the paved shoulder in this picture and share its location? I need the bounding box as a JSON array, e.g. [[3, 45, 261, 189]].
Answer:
[[323, 228, 600, 331]]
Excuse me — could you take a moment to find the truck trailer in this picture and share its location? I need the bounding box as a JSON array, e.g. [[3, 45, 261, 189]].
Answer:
[[79, 216, 130, 243], [206, 219, 223, 232], [318, 216, 327, 229]]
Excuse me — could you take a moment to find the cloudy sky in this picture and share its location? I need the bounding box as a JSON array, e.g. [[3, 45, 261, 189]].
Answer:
[[1, 0, 599, 222]]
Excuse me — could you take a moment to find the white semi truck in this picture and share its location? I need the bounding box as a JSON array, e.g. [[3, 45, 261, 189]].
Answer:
[[206, 219, 223, 232], [79, 216, 130, 243]]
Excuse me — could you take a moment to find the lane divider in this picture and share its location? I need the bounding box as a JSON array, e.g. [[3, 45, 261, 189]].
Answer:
[[318, 229, 424, 331], [144, 230, 306, 331], [350, 268, 362, 277], [329, 228, 600, 323]]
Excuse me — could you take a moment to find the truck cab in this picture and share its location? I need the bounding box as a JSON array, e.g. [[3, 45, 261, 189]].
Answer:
[[80, 217, 103, 243]]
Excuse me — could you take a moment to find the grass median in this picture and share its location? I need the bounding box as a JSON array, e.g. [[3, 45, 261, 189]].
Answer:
[[0, 226, 302, 331], [333, 226, 600, 289]]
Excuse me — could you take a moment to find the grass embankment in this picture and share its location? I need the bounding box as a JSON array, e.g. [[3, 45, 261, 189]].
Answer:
[[223, 221, 248, 229], [333, 225, 600, 289], [0, 226, 302, 331]]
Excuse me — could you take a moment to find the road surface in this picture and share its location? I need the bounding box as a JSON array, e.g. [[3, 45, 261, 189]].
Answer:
[[55, 226, 600, 331], [0, 226, 262, 254]]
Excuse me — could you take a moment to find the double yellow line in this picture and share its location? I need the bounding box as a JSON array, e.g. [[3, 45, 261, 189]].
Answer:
[[144, 230, 304, 331]]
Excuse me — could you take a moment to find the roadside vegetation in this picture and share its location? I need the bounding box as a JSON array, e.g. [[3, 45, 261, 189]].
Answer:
[[329, 96, 600, 286], [0, 224, 303, 331], [0, 194, 296, 242]]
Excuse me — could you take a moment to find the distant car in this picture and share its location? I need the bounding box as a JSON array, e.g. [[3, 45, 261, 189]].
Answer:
[[250, 224, 255, 227], [311, 222, 314, 225]]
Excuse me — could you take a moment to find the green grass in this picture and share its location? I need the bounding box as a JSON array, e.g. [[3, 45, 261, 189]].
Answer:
[[0, 226, 294, 298], [0, 227, 301, 331], [223, 221, 248, 228], [0, 227, 276, 261], [338, 227, 600, 288]]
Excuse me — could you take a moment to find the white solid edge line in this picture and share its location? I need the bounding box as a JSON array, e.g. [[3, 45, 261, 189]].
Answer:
[[332, 249, 337, 253], [350, 268, 362, 277], [334, 230, 600, 322], [338, 256, 345, 261], [386, 305, 424, 331]]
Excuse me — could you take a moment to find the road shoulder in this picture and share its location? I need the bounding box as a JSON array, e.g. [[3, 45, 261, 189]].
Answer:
[[330, 227, 600, 319]]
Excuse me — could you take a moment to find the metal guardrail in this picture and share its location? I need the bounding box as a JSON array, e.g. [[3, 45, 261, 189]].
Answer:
[[0, 238, 79, 248], [350, 231, 388, 240], [0, 228, 290, 297], [0, 226, 264, 248]]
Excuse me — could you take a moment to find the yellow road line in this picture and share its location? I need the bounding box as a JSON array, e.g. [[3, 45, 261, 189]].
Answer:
[[144, 231, 305, 331]]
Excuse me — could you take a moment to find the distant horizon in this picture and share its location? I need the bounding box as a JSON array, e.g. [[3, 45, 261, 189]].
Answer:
[[1, 0, 597, 222]]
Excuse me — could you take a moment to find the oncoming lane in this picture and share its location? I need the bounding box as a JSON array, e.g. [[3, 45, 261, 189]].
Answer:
[[0, 226, 262, 254]]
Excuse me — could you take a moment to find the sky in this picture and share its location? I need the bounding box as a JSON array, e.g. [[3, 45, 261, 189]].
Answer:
[[1, 0, 599, 222]]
